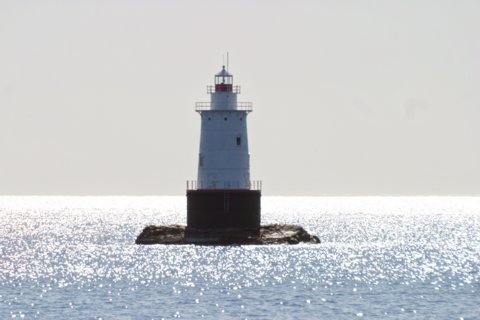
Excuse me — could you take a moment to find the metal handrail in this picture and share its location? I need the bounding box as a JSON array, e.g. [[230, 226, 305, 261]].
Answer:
[[186, 180, 262, 191], [195, 102, 211, 108], [207, 85, 241, 94], [195, 102, 253, 112]]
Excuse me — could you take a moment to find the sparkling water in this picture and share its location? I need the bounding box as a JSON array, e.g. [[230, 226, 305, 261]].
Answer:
[[1, 196, 479, 319]]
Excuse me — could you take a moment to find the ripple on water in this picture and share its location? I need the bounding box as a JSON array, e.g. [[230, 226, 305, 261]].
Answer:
[[0, 196, 479, 319]]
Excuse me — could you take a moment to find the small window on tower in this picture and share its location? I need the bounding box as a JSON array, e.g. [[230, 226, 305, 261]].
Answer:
[[236, 137, 241, 146]]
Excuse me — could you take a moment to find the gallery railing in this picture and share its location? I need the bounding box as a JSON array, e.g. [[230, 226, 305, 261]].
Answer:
[[186, 180, 262, 191], [195, 102, 253, 112]]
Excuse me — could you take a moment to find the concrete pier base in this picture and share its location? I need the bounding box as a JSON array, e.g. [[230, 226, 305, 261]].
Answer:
[[187, 189, 261, 230]]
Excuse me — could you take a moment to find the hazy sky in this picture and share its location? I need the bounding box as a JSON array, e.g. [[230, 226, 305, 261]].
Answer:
[[1, 0, 479, 195]]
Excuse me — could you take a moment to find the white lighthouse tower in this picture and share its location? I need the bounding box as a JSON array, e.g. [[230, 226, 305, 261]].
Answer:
[[187, 65, 261, 235], [196, 66, 251, 189]]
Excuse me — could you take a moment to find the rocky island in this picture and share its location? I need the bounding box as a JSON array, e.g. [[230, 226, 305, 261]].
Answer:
[[135, 224, 320, 245]]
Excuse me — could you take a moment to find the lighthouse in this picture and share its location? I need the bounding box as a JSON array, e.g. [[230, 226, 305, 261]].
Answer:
[[186, 66, 261, 238], [134, 64, 319, 245]]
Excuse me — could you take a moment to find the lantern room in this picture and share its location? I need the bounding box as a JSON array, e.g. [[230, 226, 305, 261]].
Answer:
[[214, 66, 233, 92]]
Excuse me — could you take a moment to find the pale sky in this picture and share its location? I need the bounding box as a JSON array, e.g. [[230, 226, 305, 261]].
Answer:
[[1, 0, 479, 195]]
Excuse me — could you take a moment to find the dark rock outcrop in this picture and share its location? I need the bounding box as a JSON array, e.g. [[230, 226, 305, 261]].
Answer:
[[135, 224, 320, 245]]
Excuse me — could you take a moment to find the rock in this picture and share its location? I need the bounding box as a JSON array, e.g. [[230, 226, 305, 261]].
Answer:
[[135, 224, 320, 245], [135, 224, 186, 245]]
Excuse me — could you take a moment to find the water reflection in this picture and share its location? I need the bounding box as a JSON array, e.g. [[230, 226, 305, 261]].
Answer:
[[0, 196, 479, 318]]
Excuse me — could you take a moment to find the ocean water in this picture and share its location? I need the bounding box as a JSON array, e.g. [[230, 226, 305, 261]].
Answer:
[[0, 196, 479, 319]]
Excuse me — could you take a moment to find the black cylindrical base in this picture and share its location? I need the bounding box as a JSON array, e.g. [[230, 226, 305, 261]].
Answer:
[[187, 189, 261, 230]]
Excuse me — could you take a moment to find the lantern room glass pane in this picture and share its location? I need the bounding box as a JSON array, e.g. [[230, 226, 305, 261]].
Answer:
[[215, 75, 233, 85]]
